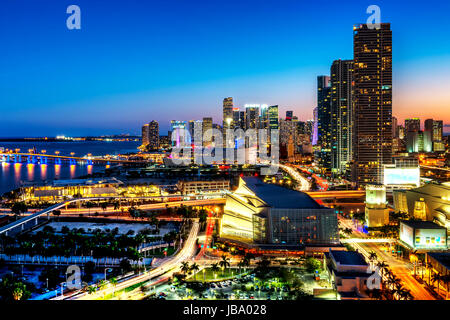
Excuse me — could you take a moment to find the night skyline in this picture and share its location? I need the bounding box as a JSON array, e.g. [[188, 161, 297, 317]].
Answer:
[[1, 0, 450, 136]]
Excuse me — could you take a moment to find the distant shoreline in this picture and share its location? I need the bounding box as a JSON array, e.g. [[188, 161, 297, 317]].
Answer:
[[0, 137, 141, 142]]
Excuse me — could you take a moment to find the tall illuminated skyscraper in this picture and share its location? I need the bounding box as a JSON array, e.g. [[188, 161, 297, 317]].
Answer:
[[232, 108, 241, 129], [353, 23, 393, 185], [268, 105, 279, 131], [285, 111, 293, 121], [202, 117, 213, 147], [316, 75, 332, 170], [148, 120, 159, 150], [141, 124, 150, 146], [331, 59, 353, 174], [245, 105, 259, 129], [425, 119, 444, 152], [170, 120, 189, 147], [223, 97, 234, 129]]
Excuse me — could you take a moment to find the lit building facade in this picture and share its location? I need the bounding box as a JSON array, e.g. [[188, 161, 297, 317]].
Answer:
[[365, 184, 389, 227], [223, 97, 234, 129], [330, 59, 353, 175], [393, 181, 450, 231], [220, 177, 339, 246], [353, 23, 393, 186]]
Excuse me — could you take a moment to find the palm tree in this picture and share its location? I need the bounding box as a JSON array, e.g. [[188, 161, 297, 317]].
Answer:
[[431, 272, 441, 296], [219, 255, 230, 276], [440, 274, 450, 300], [369, 251, 377, 268], [12, 287, 23, 300], [376, 261, 388, 277], [190, 262, 200, 281], [211, 263, 220, 279], [180, 261, 191, 277], [110, 277, 118, 296], [88, 285, 97, 295]]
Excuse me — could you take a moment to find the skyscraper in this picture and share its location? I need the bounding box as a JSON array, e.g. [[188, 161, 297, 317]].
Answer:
[[316, 75, 332, 170], [353, 23, 393, 185], [148, 120, 160, 150], [285, 111, 293, 121], [405, 118, 422, 153], [202, 117, 213, 147], [170, 120, 189, 147], [268, 105, 279, 131], [223, 97, 234, 129], [232, 108, 241, 129], [245, 105, 259, 129], [259, 104, 269, 129], [405, 118, 421, 133], [330, 59, 353, 175], [141, 124, 150, 146], [425, 119, 445, 152]]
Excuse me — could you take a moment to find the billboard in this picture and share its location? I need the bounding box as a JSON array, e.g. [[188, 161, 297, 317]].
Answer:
[[384, 167, 420, 187], [400, 223, 414, 248], [400, 222, 448, 250], [414, 229, 447, 249]]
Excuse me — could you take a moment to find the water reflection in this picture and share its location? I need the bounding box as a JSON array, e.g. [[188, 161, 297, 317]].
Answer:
[[40, 164, 47, 180], [0, 163, 110, 195], [14, 163, 21, 183], [54, 164, 61, 178], [27, 164, 35, 181], [70, 165, 76, 179]]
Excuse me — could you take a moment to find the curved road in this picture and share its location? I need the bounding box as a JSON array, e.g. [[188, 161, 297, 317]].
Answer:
[[58, 220, 200, 300]]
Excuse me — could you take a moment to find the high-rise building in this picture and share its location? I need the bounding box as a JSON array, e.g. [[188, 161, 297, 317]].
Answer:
[[202, 117, 213, 147], [259, 104, 269, 129], [405, 119, 422, 153], [353, 23, 393, 185], [405, 118, 421, 133], [239, 111, 246, 130], [312, 107, 319, 146], [141, 124, 150, 146], [285, 111, 293, 121], [148, 120, 159, 150], [245, 105, 259, 129], [170, 120, 189, 147], [223, 97, 234, 129], [392, 116, 398, 138], [316, 75, 332, 170], [425, 119, 445, 152], [330, 59, 353, 175], [268, 105, 279, 131], [232, 108, 241, 129], [141, 121, 159, 150]]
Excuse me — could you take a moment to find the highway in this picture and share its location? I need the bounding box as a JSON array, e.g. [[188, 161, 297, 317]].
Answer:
[[60, 220, 200, 300], [278, 164, 310, 191]]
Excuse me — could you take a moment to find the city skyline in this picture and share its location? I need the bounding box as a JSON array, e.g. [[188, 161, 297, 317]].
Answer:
[[1, 0, 450, 137]]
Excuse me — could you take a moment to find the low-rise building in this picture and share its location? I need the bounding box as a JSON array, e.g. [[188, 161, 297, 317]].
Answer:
[[365, 184, 389, 227], [177, 179, 230, 196], [326, 249, 378, 300], [22, 178, 123, 201]]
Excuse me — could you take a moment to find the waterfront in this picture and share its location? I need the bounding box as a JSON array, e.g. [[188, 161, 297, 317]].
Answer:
[[0, 141, 140, 195]]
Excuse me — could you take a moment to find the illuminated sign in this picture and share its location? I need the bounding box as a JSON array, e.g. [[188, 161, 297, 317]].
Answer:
[[384, 167, 420, 187], [400, 223, 414, 248], [400, 222, 448, 250]]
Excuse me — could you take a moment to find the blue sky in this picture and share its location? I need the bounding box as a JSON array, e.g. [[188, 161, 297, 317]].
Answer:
[[1, 0, 450, 136]]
